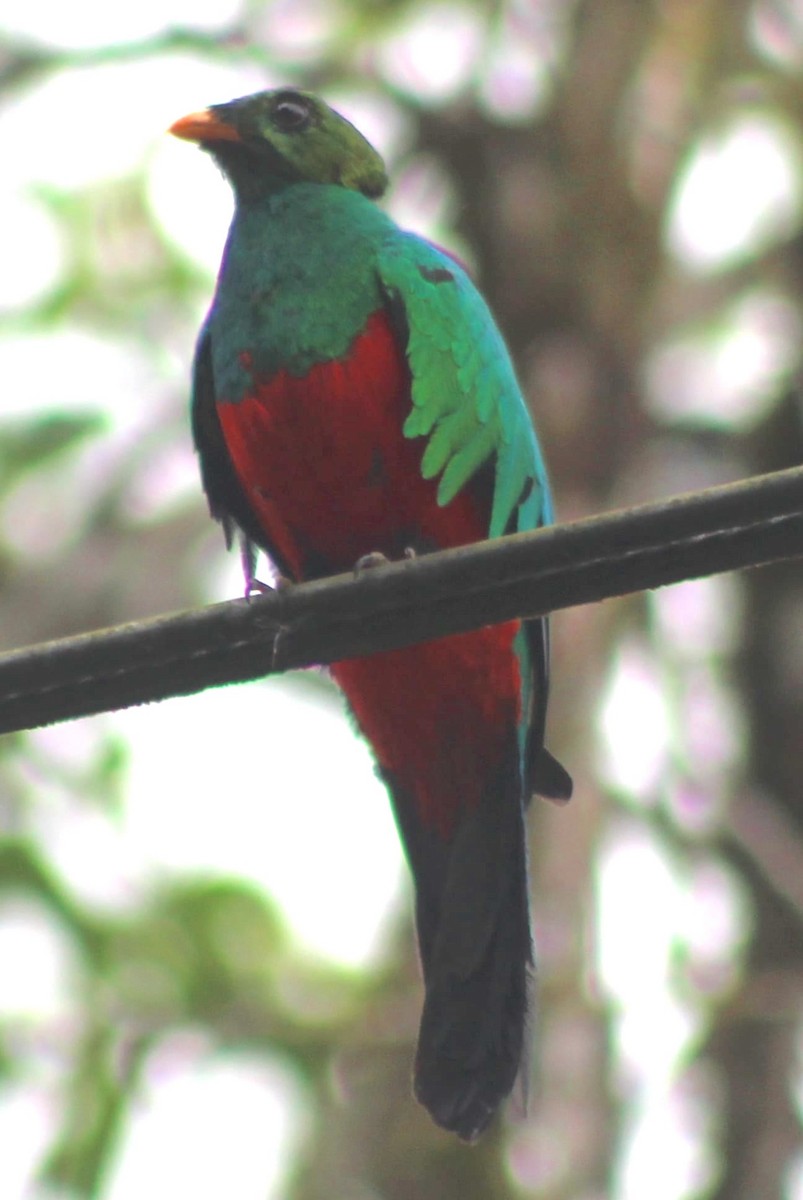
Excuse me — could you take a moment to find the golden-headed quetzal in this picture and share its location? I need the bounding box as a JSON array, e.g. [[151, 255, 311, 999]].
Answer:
[[170, 88, 572, 1141]]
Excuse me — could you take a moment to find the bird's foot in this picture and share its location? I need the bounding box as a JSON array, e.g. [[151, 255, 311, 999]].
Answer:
[[244, 574, 293, 600], [240, 537, 261, 598], [354, 551, 390, 575], [240, 536, 293, 600], [244, 576, 271, 599], [353, 547, 417, 577]]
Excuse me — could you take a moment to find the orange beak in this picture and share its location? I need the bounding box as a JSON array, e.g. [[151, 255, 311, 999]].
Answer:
[[169, 109, 241, 144]]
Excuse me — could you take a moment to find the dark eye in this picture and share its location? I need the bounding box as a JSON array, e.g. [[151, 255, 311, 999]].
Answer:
[[272, 95, 312, 133]]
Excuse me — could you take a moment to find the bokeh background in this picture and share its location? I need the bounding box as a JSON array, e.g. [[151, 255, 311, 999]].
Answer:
[[1, 2, 803, 1197]]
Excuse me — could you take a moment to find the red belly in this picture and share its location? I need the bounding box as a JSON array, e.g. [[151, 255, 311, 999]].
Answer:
[[217, 307, 521, 836], [216, 309, 487, 578]]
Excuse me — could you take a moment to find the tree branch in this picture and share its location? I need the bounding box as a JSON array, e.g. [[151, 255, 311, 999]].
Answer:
[[2, 465, 802, 735]]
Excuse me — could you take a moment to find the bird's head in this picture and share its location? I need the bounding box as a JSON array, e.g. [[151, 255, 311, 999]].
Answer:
[[169, 88, 388, 202]]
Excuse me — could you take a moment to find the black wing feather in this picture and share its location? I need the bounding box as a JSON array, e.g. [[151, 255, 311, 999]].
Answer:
[[190, 325, 296, 579]]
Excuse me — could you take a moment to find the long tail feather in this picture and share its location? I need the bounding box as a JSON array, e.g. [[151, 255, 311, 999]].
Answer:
[[385, 751, 532, 1141]]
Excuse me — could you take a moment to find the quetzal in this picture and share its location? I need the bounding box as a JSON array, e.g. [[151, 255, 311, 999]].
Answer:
[[170, 88, 571, 1141]]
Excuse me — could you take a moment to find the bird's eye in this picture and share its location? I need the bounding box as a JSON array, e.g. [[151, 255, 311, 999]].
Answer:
[[271, 96, 312, 133]]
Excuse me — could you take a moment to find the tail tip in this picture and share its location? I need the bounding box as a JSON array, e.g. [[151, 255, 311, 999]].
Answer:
[[415, 1076, 494, 1142], [414, 1055, 518, 1142]]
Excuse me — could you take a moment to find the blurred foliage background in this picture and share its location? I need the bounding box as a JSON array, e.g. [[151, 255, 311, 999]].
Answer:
[[1, 1, 803, 1197]]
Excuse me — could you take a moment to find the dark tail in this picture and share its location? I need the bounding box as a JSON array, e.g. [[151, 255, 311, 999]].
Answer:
[[385, 754, 533, 1141]]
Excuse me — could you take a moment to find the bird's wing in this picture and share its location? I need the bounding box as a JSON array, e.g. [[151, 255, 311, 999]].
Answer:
[[377, 232, 549, 541], [377, 233, 571, 802]]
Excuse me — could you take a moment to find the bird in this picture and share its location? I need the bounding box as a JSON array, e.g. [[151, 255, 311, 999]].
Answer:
[[170, 87, 572, 1141]]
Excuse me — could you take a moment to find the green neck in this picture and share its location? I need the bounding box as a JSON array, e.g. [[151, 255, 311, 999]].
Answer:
[[209, 182, 394, 390]]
